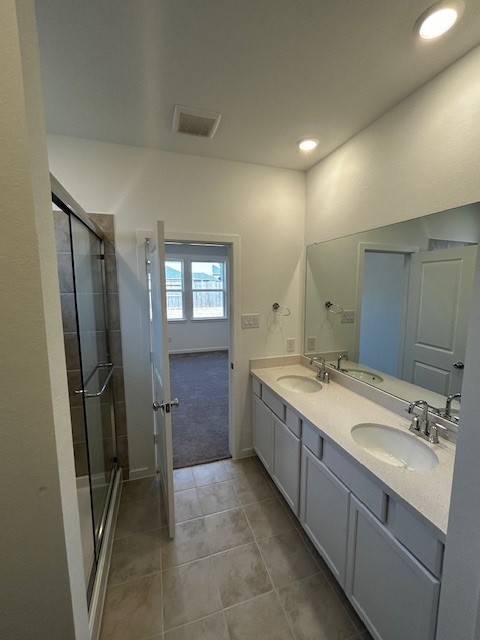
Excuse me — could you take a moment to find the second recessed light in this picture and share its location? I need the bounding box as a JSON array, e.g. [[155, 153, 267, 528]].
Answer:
[[298, 138, 319, 151], [415, 1, 464, 40]]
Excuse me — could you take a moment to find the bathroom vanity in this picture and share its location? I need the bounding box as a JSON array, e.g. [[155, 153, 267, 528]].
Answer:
[[250, 361, 456, 640]]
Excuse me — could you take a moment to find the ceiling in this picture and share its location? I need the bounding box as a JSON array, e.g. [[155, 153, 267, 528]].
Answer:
[[35, 0, 480, 171]]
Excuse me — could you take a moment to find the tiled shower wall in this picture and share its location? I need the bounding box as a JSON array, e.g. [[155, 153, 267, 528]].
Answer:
[[53, 211, 129, 479]]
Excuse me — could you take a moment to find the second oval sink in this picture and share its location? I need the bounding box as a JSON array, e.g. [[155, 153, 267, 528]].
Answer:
[[351, 423, 439, 471], [277, 375, 322, 393]]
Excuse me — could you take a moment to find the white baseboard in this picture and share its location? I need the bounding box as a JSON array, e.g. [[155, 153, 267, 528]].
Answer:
[[169, 347, 229, 355], [89, 468, 122, 640], [128, 466, 153, 480], [238, 447, 255, 458]]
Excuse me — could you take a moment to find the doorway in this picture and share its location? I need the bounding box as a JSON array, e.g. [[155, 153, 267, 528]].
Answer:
[[165, 242, 231, 468], [142, 232, 237, 472], [358, 250, 409, 377]]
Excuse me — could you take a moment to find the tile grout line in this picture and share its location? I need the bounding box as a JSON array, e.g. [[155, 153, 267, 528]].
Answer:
[[239, 498, 299, 640], [162, 555, 225, 635], [208, 537, 234, 640]]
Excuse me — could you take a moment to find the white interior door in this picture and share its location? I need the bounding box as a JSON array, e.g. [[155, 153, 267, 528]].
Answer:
[[150, 221, 176, 538], [403, 245, 477, 396]]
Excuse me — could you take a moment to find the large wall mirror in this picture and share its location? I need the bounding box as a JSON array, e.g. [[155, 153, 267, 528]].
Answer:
[[304, 203, 480, 422]]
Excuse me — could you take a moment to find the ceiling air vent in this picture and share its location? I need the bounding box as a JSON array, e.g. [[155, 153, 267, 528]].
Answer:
[[172, 105, 222, 139]]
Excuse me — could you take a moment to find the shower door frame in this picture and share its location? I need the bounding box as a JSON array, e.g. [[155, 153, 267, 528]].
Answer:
[[51, 174, 118, 604]]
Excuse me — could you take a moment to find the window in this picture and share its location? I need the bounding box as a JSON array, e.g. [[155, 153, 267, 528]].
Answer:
[[191, 261, 227, 319], [165, 260, 184, 320]]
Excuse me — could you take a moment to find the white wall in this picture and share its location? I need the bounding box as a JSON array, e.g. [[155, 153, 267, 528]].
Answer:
[[1, 1, 88, 638], [46, 135, 305, 476], [305, 43, 480, 640], [306, 45, 480, 244], [166, 243, 230, 354]]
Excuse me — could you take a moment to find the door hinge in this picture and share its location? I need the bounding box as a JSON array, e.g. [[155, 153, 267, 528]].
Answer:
[[153, 433, 159, 444], [231, 362, 234, 370]]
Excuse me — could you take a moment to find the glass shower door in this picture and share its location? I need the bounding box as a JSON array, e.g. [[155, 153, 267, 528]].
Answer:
[[70, 216, 117, 557]]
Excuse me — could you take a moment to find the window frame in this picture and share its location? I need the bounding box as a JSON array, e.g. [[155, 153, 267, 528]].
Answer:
[[165, 254, 229, 323], [165, 258, 186, 322], [191, 259, 228, 321]]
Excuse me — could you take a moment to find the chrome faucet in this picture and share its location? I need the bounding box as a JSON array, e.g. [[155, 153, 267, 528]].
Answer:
[[309, 357, 330, 383], [337, 354, 348, 371], [407, 400, 445, 443], [444, 393, 461, 420], [407, 400, 430, 436]]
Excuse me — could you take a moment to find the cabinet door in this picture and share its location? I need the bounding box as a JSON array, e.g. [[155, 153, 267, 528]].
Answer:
[[253, 395, 274, 472], [300, 446, 350, 587], [273, 418, 301, 515], [347, 497, 440, 640]]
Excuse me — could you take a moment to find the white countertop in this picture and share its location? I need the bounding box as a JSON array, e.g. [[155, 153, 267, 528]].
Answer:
[[251, 363, 456, 539]]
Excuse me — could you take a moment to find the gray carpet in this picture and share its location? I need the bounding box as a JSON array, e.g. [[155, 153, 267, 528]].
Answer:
[[169, 350, 230, 469]]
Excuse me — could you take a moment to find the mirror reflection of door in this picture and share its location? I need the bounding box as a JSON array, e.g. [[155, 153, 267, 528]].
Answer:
[[358, 244, 477, 396], [402, 245, 477, 396]]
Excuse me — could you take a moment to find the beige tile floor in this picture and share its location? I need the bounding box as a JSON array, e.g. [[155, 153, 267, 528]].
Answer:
[[100, 457, 373, 640]]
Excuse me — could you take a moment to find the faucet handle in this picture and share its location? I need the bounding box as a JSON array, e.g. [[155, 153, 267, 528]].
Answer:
[[429, 422, 448, 444], [407, 402, 416, 414]]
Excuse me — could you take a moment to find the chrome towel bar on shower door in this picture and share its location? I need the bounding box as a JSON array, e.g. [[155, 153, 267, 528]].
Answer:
[[74, 362, 114, 398]]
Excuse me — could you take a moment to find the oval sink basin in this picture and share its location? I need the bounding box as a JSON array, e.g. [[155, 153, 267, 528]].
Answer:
[[351, 423, 439, 471], [277, 375, 322, 394], [344, 368, 383, 384]]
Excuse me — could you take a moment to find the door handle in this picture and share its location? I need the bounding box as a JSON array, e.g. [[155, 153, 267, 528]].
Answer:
[[453, 362, 465, 370], [153, 398, 180, 413]]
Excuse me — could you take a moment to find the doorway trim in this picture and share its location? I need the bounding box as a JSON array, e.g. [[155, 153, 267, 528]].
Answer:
[[355, 242, 419, 372], [136, 229, 241, 461]]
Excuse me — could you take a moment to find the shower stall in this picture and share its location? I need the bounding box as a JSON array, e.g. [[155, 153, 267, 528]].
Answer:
[[52, 177, 121, 612]]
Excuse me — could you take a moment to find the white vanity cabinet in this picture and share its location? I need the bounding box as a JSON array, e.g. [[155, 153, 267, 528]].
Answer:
[[273, 418, 301, 513], [251, 376, 444, 640], [252, 387, 301, 514], [347, 497, 440, 640], [300, 445, 350, 587], [253, 394, 274, 473]]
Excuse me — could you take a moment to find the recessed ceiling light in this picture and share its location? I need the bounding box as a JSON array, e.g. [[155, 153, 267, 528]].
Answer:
[[415, 1, 464, 40], [298, 138, 319, 151]]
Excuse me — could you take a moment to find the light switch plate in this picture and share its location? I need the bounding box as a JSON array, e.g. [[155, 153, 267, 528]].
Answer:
[[307, 337, 316, 351], [241, 313, 260, 329], [286, 338, 295, 352], [341, 310, 355, 324]]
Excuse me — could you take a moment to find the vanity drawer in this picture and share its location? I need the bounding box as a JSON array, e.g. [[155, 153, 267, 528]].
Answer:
[[285, 407, 302, 438], [302, 420, 322, 458], [387, 500, 444, 578], [323, 440, 387, 522], [252, 377, 262, 398], [262, 387, 286, 422]]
